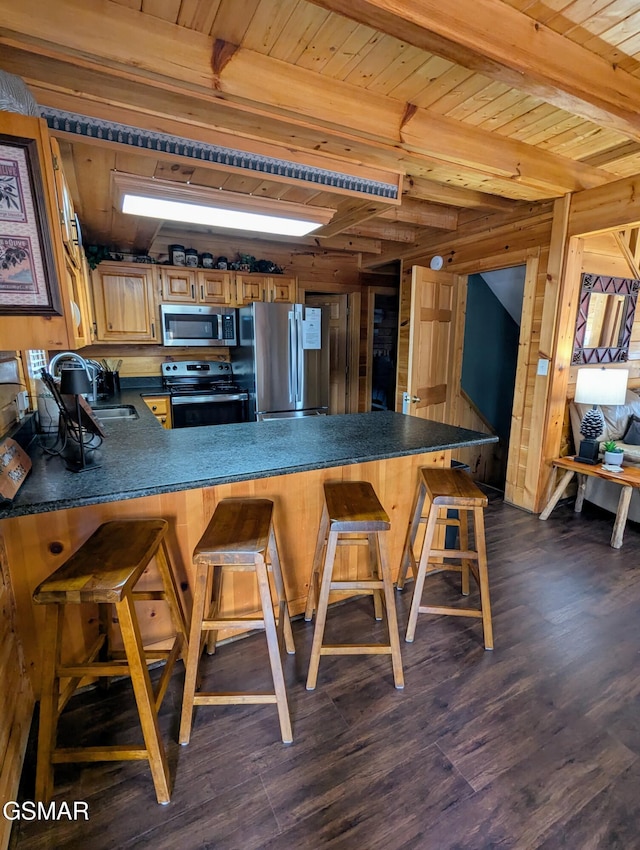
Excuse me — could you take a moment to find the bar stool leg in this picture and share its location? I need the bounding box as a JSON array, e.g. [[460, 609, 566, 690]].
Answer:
[[376, 533, 405, 689], [397, 480, 426, 590], [306, 529, 338, 690], [155, 539, 190, 652], [116, 593, 171, 805], [254, 553, 293, 743], [35, 604, 63, 803], [459, 510, 470, 596], [369, 533, 384, 621], [205, 562, 222, 656], [474, 506, 494, 650], [305, 504, 329, 621], [405, 505, 439, 643], [267, 527, 295, 655], [179, 561, 209, 745]]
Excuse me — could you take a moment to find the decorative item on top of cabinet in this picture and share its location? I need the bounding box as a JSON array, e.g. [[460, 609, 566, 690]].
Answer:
[[159, 267, 233, 305], [143, 395, 171, 428], [234, 274, 297, 306], [90, 262, 159, 343]]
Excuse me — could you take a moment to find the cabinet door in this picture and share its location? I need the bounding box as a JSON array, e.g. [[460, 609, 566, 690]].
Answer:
[[143, 396, 172, 428], [50, 137, 81, 268], [65, 253, 93, 348], [91, 264, 159, 342], [160, 268, 197, 302], [197, 271, 233, 304], [267, 276, 297, 303], [234, 274, 266, 305]]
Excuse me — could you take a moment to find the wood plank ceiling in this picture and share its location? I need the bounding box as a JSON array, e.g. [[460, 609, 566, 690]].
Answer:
[[2, 0, 640, 265]]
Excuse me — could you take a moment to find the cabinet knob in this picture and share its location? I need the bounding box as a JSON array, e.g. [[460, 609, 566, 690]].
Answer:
[[152, 405, 157, 411]]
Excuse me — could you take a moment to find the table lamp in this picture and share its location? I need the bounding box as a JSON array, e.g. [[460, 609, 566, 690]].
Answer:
[[573, 367, 628, 464], [59, 366, 94, 472]]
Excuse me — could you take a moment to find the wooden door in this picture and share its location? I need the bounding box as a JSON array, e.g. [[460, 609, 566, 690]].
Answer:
[[197, 271, 233, 304], [399, 265, 456, 422], [91, 264, 159, 342], [267, 276, 297, 303], [159, 268, 197, 303], [235, 274, 266, 305], [305, 292, 349, 414]]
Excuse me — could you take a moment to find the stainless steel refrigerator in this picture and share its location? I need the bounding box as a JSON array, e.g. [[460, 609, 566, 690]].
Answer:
[[232, 302, 330, 420]]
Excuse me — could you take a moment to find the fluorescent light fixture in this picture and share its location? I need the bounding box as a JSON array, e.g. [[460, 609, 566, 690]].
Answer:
[[112, 172, 335, 237]]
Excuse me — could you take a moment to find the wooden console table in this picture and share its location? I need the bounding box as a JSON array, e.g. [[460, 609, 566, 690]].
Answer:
[[540, 456, 640, 548]]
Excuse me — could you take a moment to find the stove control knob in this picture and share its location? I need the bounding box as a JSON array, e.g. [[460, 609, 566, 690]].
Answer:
[[172, 365, 178, 370]]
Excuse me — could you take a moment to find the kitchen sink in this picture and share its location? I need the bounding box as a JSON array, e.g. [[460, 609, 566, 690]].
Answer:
[[93, 404, 139, 422]]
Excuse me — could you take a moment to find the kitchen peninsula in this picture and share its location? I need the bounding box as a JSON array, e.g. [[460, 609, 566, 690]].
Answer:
[[1, 406, 495, 691]]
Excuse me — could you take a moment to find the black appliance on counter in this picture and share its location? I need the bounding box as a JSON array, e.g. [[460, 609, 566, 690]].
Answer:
[[162, 360, 249, 429]]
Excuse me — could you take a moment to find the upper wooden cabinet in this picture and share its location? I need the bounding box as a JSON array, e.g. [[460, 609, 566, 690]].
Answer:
[[198, 270, 234, 304], [90, 262, 297, 344], [91, 264, 159, 343], [235, 274, 297, 305], [0, 114, 80, 350], [50, 137, 94, 348], [159, 268, 234, 305]]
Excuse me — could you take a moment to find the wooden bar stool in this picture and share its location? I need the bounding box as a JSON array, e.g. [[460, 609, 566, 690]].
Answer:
[[397, 467, 493, 649], [180, 498, 295, 745], [32, 519, 189, 805], [304, 481, 404, 690]]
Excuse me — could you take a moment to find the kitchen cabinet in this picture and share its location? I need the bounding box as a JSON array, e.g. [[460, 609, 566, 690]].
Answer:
[[143, 395, 171, 428], [50, 137, 94, 348], [91, 263, 159, 343], [0, 114, 80, 350], [50, 137, 83, 270], [234, 274, 297, 305], [159, 268, 234, 305]]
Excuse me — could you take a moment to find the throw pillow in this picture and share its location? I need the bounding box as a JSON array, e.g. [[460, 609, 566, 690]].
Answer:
[[623, 415, 640, 445]]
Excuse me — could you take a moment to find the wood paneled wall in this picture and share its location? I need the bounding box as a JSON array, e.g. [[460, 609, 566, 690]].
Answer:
[[0, 537, 32, 850]]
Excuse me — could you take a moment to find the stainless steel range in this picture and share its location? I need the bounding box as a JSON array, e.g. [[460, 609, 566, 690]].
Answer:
[[162, 360, 249, 429]]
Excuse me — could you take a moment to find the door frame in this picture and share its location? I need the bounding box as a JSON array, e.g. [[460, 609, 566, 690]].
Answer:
[[365, 284, 398, 412], [398, 250, 540, 494], [298, 285, 361, 414]]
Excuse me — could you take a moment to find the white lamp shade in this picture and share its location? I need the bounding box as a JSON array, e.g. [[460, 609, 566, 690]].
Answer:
[[574, 367, 628, 406]]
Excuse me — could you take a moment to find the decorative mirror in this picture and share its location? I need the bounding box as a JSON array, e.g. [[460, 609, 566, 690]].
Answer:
[[572, 273, 639, 364]]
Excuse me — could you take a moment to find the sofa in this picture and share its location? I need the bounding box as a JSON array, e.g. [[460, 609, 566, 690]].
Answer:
[[569, 388, 640, 522]]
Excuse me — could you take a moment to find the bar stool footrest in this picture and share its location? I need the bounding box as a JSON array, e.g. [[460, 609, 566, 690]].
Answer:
[[193, 693, 278, 705], [320, 644, 393, 655]]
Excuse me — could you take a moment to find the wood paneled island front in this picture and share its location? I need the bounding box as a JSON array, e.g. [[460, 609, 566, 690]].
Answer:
[[0, 408, 494, 834]]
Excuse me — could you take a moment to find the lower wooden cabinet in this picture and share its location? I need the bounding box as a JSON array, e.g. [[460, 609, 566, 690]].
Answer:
[[142, 396, 171, 428]]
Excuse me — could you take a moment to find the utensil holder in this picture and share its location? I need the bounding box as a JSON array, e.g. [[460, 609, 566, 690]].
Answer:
[[103, 371, 120, 398]]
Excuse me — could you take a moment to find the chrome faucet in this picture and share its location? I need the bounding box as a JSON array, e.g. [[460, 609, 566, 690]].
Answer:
[[47, 351, 98, 403]]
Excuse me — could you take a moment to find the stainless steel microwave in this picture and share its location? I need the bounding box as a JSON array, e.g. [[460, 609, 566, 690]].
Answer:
[[160, 304, 237, 347]]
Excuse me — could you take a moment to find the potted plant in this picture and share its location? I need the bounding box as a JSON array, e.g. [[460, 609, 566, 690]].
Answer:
[[602, 439, 624, 467]]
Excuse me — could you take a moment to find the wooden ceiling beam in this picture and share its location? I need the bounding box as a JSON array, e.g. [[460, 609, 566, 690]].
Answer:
[[312, 199, 389, 238], [344, 220, 416, 243], [307, 0, 640, 141], [379, 198, 458, 229], [404, 175, 520, 211], [0, 1, 610, 197], [213, 45, 605, 196]]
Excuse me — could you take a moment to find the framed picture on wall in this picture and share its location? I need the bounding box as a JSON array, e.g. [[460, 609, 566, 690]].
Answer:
[[0, 133, 62, 315]]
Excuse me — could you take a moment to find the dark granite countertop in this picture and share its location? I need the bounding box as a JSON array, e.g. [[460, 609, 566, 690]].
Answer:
[[0, 389, 496, 519]]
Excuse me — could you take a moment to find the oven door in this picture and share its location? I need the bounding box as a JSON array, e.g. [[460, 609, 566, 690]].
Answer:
[[170, 393, 249, 429]]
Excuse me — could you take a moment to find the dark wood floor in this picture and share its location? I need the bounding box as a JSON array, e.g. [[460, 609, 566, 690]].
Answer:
[[10, 492, 640, 850]]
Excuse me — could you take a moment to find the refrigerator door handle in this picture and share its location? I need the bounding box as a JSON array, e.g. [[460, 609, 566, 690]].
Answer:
[[288, 311, 297, 403], [295, 312, 304, 404]]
